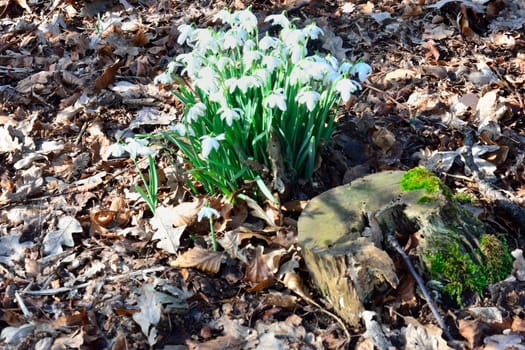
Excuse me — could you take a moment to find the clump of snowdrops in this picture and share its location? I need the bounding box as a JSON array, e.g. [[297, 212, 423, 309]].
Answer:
[[154, 8, 371, 199]]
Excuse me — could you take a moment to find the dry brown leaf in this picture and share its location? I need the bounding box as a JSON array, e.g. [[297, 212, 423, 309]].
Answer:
[[14, 0, 31, 13], [458, 318, 488, 349], [170, 246, 224, 274], [512, 317, 525, 333], [132, 29, 149, 46], [245, 246, 274, 289], [422, 40, 440, 61], [371, 126, 396, 151], [94, 59, 125, 91], [383, 68, 419, 85]]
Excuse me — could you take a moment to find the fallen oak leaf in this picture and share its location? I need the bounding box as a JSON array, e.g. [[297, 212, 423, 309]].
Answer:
[[170, 246, 224, 274], [94, 59, 125, 91]]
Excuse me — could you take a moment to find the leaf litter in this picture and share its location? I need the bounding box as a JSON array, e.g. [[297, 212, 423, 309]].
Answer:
[[0, 0, 525, 349]]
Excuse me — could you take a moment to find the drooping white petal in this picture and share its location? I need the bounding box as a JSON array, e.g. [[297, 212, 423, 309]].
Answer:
[[264, 13, 290, 28], [335, 78, 360, 102], [186, 102, 206, 122], [296, 90, 320, 112], [177, 24, 194, 45], [198, 206, 220, 221], [350, 62, 372, 82], [200, 134, 225, 159]]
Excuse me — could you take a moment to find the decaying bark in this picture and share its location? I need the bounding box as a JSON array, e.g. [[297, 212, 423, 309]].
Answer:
[[298, 170, 487, 326]]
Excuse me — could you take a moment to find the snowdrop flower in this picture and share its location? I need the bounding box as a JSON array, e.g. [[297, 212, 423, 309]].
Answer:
[[194, 67, 219, 93], [264, 13, 290, 28], [264, 88, 287, 111], [259, 36, 280, 51], [335, 78, 360, 103], [339, 62, 352, 74], [213, 9, 234, 25], [303, 23, 323, 40], [176, 52, 203, 80], [290, 44, 306, 63], [200, 134, 225, 159], [296, 90, 321, 112], [169, 123, 194, 137], [237, 75, 261, 93], [186, 102, 206, 122], [262, 55, 283, 72], [216, 57, 233, 71], [225, 77, 239, 94], [177, 24, 194, 45], [350, 62, 372, 82], [281, 28, 307, 48], [209, 90, 227, 105], [198, 206, 220, 221], [237, 9, 258, 32], [218, 105, 242, 126], [290, 64, 306, 85], [242, 50, 262, 69], [253, 68, 269, 83], [192, 28, 219, 53], [123, 138, 155, 160], [153, 71, 173, 84], [222, 28, 247, 50]]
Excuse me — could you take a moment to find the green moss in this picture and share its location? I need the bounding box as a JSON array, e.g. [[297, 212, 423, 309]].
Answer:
[[453, 192, 477, 204], [427, 234, 513, 306], [400, 167, 452, 202]]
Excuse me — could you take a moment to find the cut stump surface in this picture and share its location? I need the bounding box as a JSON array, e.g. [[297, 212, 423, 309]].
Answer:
[[298, 170, 486, 326]]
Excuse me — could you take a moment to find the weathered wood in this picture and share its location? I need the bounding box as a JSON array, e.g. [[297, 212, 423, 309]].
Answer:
[[298, 170, 486, 326]]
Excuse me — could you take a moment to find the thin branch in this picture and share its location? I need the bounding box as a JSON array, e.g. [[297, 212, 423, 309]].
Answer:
[[20, 266, 167, 296], [386, 232, 454, 342]]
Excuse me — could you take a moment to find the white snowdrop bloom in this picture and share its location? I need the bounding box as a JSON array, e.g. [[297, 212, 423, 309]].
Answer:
[[253, 68, 269, 83], [192, 28, 219, 53], [198, 206, 220, 221], [262, 55, 283, 72], [350, 62, 372, 82], [177, 24, 194, 45], [194, 67, 219, 93], [186, 102, 206, 122], [339, 62, 353, 74], [218, 105, 242, 126], [243, 39, 257, 51], [213, 9, 234, 25], [209, 91, 226, 105], [222, 28, 247, 50], [216, 57, 233, 71], [321, 55, 339, 70], [176, 53, 203, 80], [243, 50, 262, 69], [124, 138, 155, 160], [153, 71, 173, 84], [282, 28, 307, 48], [237, 75, 261, 93], [296, 90, 321, 112], [335, 78, 360, 103], [290, 44, 306, 63], [225, 77, 239, 94], [290, 65, 306, 85], [259, 36, 280, 51], [200, 133, 225, 159], [303, 23, 324, 40], [264, 89, 287, 111], [237, 9, 258, 32], [169, 123, 188, 136], [264, 13, 290, 28]]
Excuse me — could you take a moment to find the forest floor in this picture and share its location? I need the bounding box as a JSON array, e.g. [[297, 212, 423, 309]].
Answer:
[[0, 0, 524, 349]]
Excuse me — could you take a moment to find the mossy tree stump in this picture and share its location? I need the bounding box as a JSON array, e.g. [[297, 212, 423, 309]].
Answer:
[[298, 170, 490, 327]]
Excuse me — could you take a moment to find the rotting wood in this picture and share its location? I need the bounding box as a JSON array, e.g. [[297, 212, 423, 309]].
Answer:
[[298, 170, 488, 326]]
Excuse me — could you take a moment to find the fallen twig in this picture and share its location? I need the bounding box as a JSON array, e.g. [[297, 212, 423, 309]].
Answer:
[[20, 266, 167, 296], [386, 232, 454, 343]]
